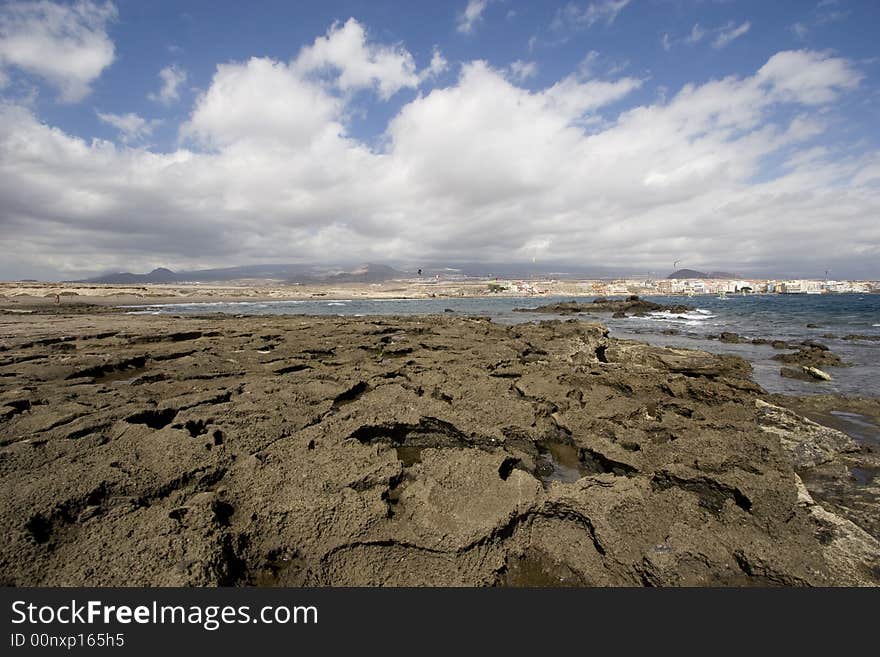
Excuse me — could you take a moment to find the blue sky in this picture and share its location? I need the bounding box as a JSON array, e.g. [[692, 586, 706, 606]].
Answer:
[[1, 0, 879, 279]]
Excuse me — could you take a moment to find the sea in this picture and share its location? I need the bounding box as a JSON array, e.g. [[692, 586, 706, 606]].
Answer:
[[128, 294, 880, 397]]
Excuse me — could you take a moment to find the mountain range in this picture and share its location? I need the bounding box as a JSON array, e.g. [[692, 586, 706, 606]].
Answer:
[[73, 263, 747, 285], [75, 263, 408, 285]]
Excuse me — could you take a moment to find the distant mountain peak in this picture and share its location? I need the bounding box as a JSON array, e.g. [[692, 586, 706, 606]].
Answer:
[[76, 262, 407, 285], [328, 263, 405, 282]]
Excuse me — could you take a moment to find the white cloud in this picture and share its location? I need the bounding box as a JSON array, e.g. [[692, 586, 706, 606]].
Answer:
[[790, 2, 851, 43], [148, 64, 187, 105], [815, 6, 850, 26], [181, 57, 343, 149], [578, 51, 600, 77], [96, 111, 161, 143], [457, 0, 491, 35], [757, 49, 861, 104], [419, 47, 448, 82], [686, 23, 705, 44], [542, 72, 642, 117], [509, 60, 538, 82], [665, 20, 753, 52], [0, 0, 116, 103], [182, 19, 441, 151], [0, 40, 875, 279], [607, 59, 630, 76], [712, 21, 751, 49], [552, 0, 631, 31], [293, 18, 420, 100]]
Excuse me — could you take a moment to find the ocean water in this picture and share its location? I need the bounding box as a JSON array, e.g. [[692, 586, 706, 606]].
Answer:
[[129, 294, 880, 396]]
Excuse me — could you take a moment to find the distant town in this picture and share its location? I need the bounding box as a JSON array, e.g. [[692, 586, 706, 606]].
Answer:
[[487, 277, 880, 296]]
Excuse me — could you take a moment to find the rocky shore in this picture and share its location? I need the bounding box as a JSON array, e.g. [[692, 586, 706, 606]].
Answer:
[[707, 332, 851, 382], [1, 310, 878, 586], [514, 296, 695, 318]]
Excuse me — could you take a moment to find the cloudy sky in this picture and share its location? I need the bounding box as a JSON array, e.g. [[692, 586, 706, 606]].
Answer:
[[0, 0, 878, 280]]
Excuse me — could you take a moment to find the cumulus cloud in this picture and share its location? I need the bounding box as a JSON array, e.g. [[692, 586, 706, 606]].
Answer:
[[509, 60, 538, 82], [294, 18, 420, 99], [541, 73, 642, 117], [181, 57, 343, 149], [419, 47, 448, 82], [457, 0, 491, 35], [757, 49, 861, 104], [148, 64, 187, 105], [182, 19, 446, 151], [0, 32, 876, 278], [0, 0, 116, 102], [713, 21, 751, 49], [96, 111, 161, 143]]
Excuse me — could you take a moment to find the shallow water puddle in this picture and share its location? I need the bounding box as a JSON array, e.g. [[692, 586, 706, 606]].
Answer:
[[829, 411, 880, 445], [850, 467, 877, 486], [395, 445, 424, 467], [501, 552, 584, 587], [536, 442, 587, 485]]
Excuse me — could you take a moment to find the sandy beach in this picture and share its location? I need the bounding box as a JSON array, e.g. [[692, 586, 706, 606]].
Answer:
[[1, 301, 878, 586]]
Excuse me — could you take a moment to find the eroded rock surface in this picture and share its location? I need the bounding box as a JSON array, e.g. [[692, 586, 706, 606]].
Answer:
[[756, 400, 858, 469], [514, 296, 694, 317], [769, 395, 880, 542], [773, 343, 848, 369], [1, 312, 877, 586]]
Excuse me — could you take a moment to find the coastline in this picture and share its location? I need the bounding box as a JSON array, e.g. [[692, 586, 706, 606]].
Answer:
[[1, 280, 559, 307], [2, 280, 879, 311], [1, 306, 878, 586]]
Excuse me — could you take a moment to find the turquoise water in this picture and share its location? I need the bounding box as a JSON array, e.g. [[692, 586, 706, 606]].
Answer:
[[130, 293, 880, 396]]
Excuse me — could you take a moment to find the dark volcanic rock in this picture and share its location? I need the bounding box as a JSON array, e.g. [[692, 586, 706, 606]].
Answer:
[[780, 366, 830, 382], [515, 296, 694, 317], [748, 338, 795, 349], [773, 344, 848, 368], [842, 334, 880, 342], [767, 394, 880, 542], [0, 312, 877, 586]]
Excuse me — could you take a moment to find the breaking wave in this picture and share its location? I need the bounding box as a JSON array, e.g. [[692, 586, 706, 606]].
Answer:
[[645, 309, 716, 323]]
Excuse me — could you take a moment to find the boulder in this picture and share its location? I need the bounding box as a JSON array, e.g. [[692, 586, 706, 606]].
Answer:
[[756, 400, 857, 469]]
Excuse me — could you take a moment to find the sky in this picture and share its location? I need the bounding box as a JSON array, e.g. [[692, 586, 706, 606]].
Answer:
[[0, 0, 878, 280]]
